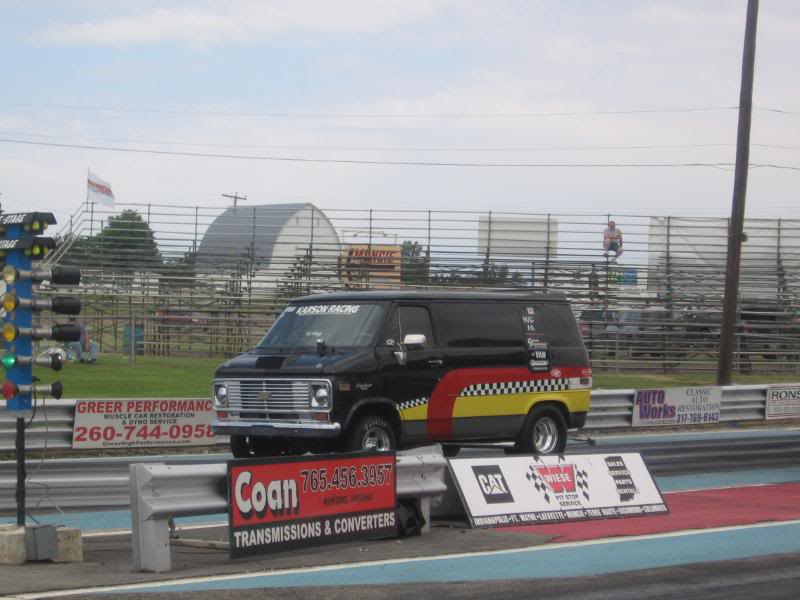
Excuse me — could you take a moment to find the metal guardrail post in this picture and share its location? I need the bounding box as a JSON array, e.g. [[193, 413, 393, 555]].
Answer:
[[396, 445, 447, 533], [130, 463, 171, 573]]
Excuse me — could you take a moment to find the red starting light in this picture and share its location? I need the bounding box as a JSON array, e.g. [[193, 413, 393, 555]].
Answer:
[[1, 381, 18, 400]]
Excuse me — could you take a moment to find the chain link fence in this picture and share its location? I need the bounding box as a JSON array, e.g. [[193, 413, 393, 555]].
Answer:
[[36, 201, 800, 373]]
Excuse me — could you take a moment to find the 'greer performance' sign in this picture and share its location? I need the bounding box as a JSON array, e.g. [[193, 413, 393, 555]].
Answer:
[[228, 452, 397, 558], [632, 386, 721, 427], [72, 399, 216, 449]]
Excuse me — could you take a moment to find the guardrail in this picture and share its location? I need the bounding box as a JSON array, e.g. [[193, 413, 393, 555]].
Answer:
[[130, 446, 447, 573], [2, 384, 791, 452], [585, 383, 773, 429]]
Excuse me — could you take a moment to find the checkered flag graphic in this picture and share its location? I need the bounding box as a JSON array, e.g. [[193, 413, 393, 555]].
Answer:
[[526, 465, 551, 504], [398, 397, 429, 412], [575, 468, 590, 501], [461, 378, 570, 397]]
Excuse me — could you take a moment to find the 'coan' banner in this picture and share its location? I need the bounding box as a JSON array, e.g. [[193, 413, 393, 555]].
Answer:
[[228, 452, 397, 558], [449, 453, 667, 528], [632, 386, 721, 427]]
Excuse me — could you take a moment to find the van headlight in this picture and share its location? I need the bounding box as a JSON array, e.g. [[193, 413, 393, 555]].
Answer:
[[213, 383, 229, 408], [310, 384, 330, 408]]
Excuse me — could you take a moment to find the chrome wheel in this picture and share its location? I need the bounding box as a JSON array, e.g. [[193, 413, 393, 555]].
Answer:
[[361, 426, 392, 451], [532, 416, 559, 454]]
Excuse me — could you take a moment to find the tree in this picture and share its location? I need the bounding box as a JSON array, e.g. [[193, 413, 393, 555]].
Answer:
[[401, 240, 430, 285], [158, 249, 198, 290], [63, 209, 162, 272]]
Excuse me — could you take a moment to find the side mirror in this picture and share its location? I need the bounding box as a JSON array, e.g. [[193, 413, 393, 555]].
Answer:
[[403, 334, 426, 349], [393, 334, 427, 366]]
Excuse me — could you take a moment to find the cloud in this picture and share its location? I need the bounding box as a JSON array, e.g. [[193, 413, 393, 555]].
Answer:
[[35, 1, 446, 46]]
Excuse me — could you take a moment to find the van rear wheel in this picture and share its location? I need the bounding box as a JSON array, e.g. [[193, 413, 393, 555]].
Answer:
[[519, 406, 567, 455], [346, 416, 397, 452]]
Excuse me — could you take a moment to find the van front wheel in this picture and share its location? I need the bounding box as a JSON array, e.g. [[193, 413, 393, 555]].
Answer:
[[346, 416, 397, 452], [519, 406, 567, 455]]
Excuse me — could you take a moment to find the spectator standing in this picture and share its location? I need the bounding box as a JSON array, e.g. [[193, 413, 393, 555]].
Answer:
[[66, 316, 99, 363]]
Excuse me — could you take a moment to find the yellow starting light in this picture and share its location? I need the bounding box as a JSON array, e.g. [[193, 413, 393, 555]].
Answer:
[[31, 220, 42, 232], [2, 323, 18, 342], [2, 292, 17, 313], [2, 265, 18, 285]]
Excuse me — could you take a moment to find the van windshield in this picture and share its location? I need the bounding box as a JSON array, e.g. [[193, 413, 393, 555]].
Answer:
[[256, 303, 386, 351]]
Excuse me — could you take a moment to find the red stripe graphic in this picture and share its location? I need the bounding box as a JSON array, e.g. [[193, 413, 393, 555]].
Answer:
[[426, 366, 587, 439]]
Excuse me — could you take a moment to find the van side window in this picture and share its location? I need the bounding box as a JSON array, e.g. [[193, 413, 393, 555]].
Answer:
[[384, 306, 434, 348], [433, 303, 522, 347], [535, 304, 583, 347]]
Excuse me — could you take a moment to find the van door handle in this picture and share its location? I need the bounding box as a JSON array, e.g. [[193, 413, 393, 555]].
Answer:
[[428, 359, 444, 367]]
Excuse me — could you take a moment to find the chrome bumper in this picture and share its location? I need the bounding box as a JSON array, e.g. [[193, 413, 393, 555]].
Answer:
[[212, 420, 341, 438]]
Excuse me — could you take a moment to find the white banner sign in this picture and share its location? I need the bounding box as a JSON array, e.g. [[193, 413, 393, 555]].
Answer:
[[632, 386, 721, 427], [87, 170, 115, 207], [72, 399, 217, 449], [448, 453, 667, 528], [766, 385, 800, 420]]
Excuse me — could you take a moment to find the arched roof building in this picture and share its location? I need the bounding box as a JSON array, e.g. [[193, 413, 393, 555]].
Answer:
[[196, 203, 340, 288]]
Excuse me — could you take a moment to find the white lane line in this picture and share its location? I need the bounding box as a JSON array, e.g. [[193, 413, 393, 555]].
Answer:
[[12, 518, 800, 599]]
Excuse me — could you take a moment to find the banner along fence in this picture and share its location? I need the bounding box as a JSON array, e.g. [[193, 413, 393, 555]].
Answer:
[[37, 200, 800, 373]]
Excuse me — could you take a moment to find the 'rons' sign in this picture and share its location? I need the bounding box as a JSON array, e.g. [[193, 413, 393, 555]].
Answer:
[[228, 452, 397, 558], [766, 384, 800, 420]]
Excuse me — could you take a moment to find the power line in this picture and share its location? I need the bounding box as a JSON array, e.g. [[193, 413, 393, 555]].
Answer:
[[7, 136, 800, 169], [0, 100, 742, 118], [0, 131, 746, 152], [4, 130, 800, 152], [755, 106, 800, 115]]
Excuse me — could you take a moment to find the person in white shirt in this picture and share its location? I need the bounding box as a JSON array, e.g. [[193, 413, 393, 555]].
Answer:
[[603, 220, 623, 260]]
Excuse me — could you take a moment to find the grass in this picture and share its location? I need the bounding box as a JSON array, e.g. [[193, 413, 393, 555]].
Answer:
[[40, 354, 222, 398], [35, 353, 800, 399]]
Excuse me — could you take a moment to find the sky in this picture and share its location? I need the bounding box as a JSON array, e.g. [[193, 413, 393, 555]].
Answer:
[[0, 0, 799, 232]]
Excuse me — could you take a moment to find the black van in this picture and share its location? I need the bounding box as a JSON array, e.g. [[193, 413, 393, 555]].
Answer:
[[211, 291, 591, 457]]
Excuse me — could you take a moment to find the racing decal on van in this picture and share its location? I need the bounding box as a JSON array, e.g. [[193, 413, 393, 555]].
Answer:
[[397, 397, 429, 411], [461, 378, 569, 397], [526, 333, 549, 372], [423, 367, 590, 438]]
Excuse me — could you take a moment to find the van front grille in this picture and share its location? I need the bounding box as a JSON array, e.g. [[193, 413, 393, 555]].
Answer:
[[222, 379, 330, 413]]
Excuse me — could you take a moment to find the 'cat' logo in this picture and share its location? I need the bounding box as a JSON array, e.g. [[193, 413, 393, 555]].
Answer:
[[472, 465, 514, 504]]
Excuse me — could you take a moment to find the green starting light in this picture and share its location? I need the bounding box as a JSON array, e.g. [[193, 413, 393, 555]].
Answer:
[[1, 353, 17, 370]]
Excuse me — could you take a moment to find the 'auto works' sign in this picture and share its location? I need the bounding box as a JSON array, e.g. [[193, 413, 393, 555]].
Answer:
[[632, 387, 721, 427], [228, 452, 397, 558]]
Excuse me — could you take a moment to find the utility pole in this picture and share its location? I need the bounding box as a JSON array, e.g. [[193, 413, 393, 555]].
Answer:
[[222, 192, 247, 207], [717, 0, 759, 386]]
